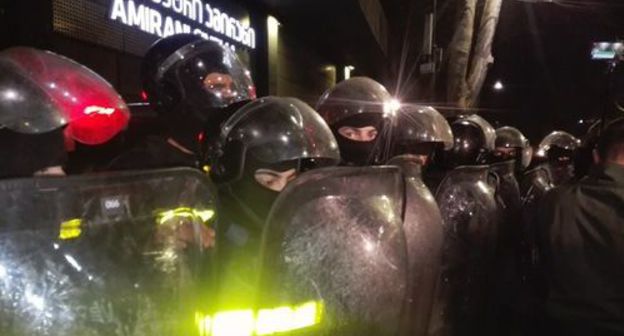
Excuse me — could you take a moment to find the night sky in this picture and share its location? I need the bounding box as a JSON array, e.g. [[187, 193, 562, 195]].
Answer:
[[480, 0, 624, 143]]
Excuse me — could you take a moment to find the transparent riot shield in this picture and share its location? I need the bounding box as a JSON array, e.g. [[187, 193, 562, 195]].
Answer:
[[489, 161, 524, 334], [491, 161, 522, 247], [386, 156, 445, 335], [257, 166, 410, 336], [518, 165, 554, 299], [432, 165, 500, 336], [0, 168, 216, 336]]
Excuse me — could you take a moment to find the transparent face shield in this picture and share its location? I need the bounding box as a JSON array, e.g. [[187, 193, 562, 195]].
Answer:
[[458, 114, 496, 151], [160, 40, 256, 111], [221, 97, 340, 165], [393, 105, 454, 150], [537, 131, 580, 157], [0, 47, 130, 144], [0, 59, 66, 134]]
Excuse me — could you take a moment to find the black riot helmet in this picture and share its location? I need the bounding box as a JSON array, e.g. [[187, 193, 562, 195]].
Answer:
[[142, 34, 255, 115], [211, 97, 340, 222], [537, 130, 580, 185], [389, 105, 453, 166], [494, 126, 531, 170], [537, 131, 580, 164], [0, 47, 131, 177], [142, 34, 256, 153], [316, 77, 398, 166], [445, 115, 496, 167]]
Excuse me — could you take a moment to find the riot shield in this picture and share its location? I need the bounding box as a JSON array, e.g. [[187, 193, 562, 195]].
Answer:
[[386, 156, 445, 335], [258, 166, 410, 335], [520, 165, 553, 207], [518, 165, 554, 298], [0, 169, 216, 336], [489, 161, 524, 334], [432, 165, 500, 336], [490, 161, 522, 241]]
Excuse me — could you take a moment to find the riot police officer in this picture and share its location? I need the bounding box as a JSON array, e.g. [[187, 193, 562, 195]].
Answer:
[[520, 131, 580, 216], [209, 97, 340, 307], [491, 126, 532, 334], [316, 77, 398, 166], [535, 130, 580, 187], [211, 97, 340, 227], [384, 104, 453, 335], [387, 105, 454, 167], [434, 114, 501, 336], [491, 127, 529, 232], [110, 34, 255, 170], [493, 127, 531, 176], [0, 47, 129, 178]]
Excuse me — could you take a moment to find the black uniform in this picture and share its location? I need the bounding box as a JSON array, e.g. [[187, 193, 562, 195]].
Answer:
[[209, 97, 340, 309], [107, 136, 198, 170], [537, 163, 624, 335]]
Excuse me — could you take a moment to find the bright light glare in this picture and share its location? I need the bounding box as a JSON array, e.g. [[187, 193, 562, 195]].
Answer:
[[212, 310, 254, 336], [84, 106, 115, 116], [493, 81, 504, 91], [3, 89, 19, 101], [25, 290, 45, 311], [0, 264, 6, 278], [383, 99, 402, 116], [64, 254, 82, 272], [196, 301, 323, 336], [344, 65, 355, 80]]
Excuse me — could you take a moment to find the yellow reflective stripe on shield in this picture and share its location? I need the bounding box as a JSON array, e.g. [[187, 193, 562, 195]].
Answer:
[[196, 300, 323, 336]]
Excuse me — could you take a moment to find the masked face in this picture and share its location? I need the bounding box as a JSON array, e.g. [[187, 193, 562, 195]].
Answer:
[[338, 126, 379, 142], [254, 168, 297, 192], [493, 147, 518, 162], [391, 142, 438, 167], [333, 114, 384, 166]]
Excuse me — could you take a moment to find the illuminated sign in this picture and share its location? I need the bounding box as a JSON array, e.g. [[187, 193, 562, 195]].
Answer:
[[109, 0, 256, 50]]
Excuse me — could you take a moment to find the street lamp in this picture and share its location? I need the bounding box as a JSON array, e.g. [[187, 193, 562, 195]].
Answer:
[[493, 80, 504, 91]]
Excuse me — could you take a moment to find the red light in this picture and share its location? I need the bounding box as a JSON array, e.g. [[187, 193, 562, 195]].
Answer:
[[141, 90, 149, 101], [0, 47, 130, 145], [248, 85, 257, 99]]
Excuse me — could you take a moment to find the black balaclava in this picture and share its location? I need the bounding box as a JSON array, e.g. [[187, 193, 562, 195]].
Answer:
[[227, 155, 299, 225], [333, 113, 384, 166], [0, 128, 66, 178], [547, 147, 575, 185], [390, 141, 439, 168], [491, 148, 524, 175]]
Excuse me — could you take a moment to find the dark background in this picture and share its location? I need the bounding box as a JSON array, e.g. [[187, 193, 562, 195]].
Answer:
[[382, 0, 624, 143]]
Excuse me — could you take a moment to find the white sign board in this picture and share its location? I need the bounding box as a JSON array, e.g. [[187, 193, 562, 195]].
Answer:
[[109, 0, 256, 50]]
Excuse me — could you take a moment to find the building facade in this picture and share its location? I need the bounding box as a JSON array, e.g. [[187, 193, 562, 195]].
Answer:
[[0, 0, 389, 108]]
